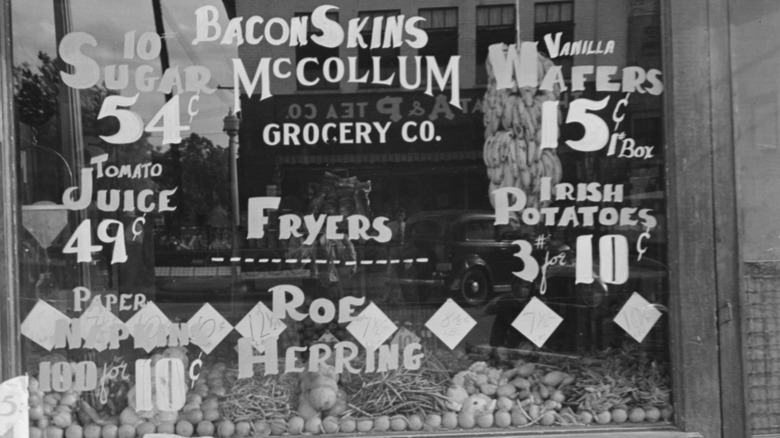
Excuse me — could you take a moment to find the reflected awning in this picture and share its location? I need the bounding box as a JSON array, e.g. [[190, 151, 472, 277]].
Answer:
[[279, 150, 482, 166]]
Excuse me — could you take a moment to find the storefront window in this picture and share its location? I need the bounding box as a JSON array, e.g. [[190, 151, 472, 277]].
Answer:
[[10, 0, 672, 437], [418, 7, 458, 84], [356, 10, 401, 89], [476, 5, 516, 84], [534, 1, 574, 78]]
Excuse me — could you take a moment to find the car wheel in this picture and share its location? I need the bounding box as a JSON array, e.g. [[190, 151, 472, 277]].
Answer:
[[460, 268, 490, 305]]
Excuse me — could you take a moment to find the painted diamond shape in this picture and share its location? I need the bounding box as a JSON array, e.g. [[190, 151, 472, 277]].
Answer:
[[79, 301, 125, 352], [346, 303, 397, 350], [511, 297, 563, 348], [425, 298, 476, 350], [125, 302, 172, 353], [614, 292, 663, 343], [21, 300, 70, 351], [188, 303, 233, 354], [235, 302, 286, 352]]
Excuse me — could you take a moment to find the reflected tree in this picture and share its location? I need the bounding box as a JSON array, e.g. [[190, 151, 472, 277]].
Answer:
[[152, 133, 230, 235]]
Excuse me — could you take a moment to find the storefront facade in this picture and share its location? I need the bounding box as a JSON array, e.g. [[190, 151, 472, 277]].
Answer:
[[0, 0, 775, 437]]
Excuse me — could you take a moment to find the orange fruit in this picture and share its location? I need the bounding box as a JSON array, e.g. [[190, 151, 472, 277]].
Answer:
[[234, 421, 251, 437], [339, 418, 356, 433], [217, 420, 235, 437], [200, 398, 219, 411], [540, 411, 555, 426], [287, 416, 305, 435], [425, 414, 442, 428], [596, 410, 612, 424], [408, 414, 423, 431], [202, 409, 220, 422], [304, 417, 322, 435], [389, 416, 407, 431], [511, 408, 529, 426], [157, 422, 175, 434], [495, 410, 512, 428], [116, 425, 135, 438], [629, 407, 646, 423], [356, 419, 373, 432], [175, 421, 194, 437], [185, 409, 204, 424], [64, 425, 83, 438], [611, 408, 628, 423], [196, 421, 215, 436], [372, 416, 390, 432], [476, 413, 494, 428], [100, 424, 118, 438], [579, 410, 594, 424], [83, 424, 101, 438], [441, 412, 458, 429], [45, 426, 64, 438], [322, 416, 339, 434], [458, 412, 475, 429], [645, 406, 661, 422], [136, 422, 156, 437]]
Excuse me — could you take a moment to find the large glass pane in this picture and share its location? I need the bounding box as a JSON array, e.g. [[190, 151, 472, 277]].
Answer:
[[12, 0, 671, 436]]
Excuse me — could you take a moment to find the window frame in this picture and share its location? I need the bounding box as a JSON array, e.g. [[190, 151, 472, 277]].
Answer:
[[0, 0, 21, 380], [356, 9, 402, 89], [475, 4, 517, 85], [534, 1, 574, 78], [0, 0, 747, 436], [418, 7, 459, 86]]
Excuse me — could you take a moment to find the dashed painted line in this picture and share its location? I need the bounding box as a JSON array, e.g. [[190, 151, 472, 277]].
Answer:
[[211, 257, 430, 265]]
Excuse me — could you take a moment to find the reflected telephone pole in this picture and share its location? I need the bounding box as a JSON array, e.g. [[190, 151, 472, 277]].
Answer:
[[224, 111, 240, 315], [151, 0, 183, 236]]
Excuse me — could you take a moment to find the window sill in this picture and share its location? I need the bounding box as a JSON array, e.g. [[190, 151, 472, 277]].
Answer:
[[337, 425, 700, 438]]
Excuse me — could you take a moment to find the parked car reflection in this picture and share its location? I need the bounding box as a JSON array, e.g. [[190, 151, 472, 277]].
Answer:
[[394, 210, 668, 352], [395, 210, 606, 305]]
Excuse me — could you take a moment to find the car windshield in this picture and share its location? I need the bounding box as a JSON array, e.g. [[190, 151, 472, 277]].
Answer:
[[407, 219, 445, 238]]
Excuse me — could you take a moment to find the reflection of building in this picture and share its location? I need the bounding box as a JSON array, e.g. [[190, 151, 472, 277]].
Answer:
[[235, 0, 662, 215]]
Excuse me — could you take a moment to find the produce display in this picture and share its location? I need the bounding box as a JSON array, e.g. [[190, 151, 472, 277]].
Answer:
[[482, 43, 564, 212], [26, 343, 672, 437]]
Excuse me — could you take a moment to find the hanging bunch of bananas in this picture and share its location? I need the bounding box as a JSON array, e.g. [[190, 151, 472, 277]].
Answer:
[[483, 43, 564, 214]]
